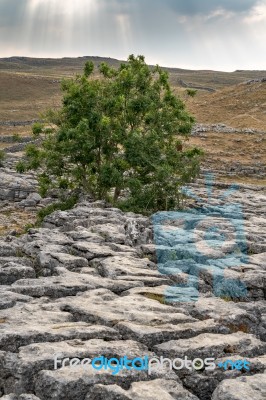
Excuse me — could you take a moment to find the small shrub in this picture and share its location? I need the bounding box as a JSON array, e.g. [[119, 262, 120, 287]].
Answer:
[[16, 161, 26, 173], [15, 249, 25, 258], [32, 122, 44, 136], [37, 195, 78, 223], [23, 223, 36, 233], [0, 150, 5, 167], [12, 133, 20, 142], [247, 247, 256, 255], [186, 89, 197, 97]]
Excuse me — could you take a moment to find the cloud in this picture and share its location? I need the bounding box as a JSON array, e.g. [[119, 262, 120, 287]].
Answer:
[[243, 1, 266, 23], [0, 0, 27, 27], [166, 0, 259, 15], [0, 0, 265, 70], [98, 0, 260, 16]]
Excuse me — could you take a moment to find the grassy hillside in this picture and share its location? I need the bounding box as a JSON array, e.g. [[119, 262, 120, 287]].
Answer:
[[0, 56, 265, 126], [185, 81, 266, 130], [1, 55, 266, 86], [0, 72, 61, 121], [0, 56, 122, 76]]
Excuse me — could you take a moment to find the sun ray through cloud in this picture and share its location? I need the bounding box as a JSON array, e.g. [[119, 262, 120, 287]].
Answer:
[[0, 0, 265, 69], [25, 0, 98, 56]]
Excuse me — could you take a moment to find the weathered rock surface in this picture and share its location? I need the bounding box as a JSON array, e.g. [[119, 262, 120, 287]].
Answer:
[[183, 355, 266, 399], [85, 379, 200, 399], [1, 339, 152, 394], [154, 332, 266, 360], [0, 395, 41, 400], [0, 180, 265, 399], [211, 372, 266, 400], [0, 170, 37, 201], [34, 365, 178, 400]]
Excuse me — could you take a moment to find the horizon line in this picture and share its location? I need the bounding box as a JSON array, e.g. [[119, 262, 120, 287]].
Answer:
[[1, 55, 265, 74]]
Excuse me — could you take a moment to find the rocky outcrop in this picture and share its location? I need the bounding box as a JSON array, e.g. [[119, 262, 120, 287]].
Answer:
[[0, 180, 265, 399], [0, 136, 32, 144], [0, 170, 37, 201], [212, 372, 266, 400], [244, 78, 266, 85], [177, 79, 216, 92], [0, 120, 41, 127], [192, 123, 266, 135]]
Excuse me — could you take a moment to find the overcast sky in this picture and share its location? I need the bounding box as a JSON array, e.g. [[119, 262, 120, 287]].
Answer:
[[0, 0, 265, 71]]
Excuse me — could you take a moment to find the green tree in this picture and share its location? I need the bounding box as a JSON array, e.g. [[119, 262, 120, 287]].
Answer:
[[20, 55, 203, 213]]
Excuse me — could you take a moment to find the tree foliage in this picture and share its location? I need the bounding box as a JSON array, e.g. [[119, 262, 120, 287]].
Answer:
[[20, 55, 203, 213]]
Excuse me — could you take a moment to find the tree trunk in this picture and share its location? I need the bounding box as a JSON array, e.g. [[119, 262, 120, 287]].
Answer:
[[113, 187, 121, 202]]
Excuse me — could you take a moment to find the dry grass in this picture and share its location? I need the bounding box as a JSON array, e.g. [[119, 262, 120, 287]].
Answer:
[[0, 71, 61, 121], [142, 293, 167, 304], [0, 125, 33, 138], [0, 143, 11, 149], [184, 82, 266, 130], [190, 131, 266, 164], [0, 208, 37, 236], [218, 175, 266, 186], [188, 131, 266, 185]]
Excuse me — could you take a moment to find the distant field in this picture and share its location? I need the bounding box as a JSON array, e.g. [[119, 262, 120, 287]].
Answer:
[[0, 56, 265, 129], [169, 69, 266, 91], [1, 56, 266, 89]]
